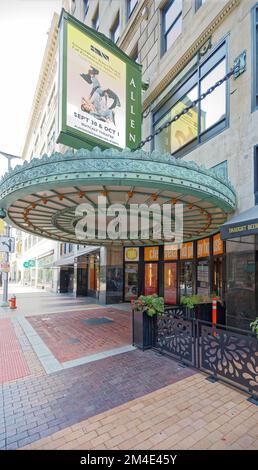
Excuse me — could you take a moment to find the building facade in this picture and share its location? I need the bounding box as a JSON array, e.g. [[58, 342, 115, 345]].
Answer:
[[4, 0, 258, 330]]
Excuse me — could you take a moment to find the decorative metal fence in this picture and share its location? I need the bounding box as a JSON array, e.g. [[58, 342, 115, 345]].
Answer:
[[154, 313, 195, 367], [153, 309, 258, 400], [197, 320, 258, 398]]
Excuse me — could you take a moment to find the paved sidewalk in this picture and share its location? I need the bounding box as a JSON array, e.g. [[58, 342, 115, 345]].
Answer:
[[24, 373, 258, 451], [0, 350, 195, 450]]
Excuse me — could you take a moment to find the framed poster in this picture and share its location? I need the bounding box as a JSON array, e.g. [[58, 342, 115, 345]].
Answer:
[[58, 10, 142, 150]]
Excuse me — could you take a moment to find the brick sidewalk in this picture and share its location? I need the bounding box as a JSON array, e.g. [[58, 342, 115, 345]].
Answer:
[[24, 373, 258, 450], [26, 308, 132, 362]]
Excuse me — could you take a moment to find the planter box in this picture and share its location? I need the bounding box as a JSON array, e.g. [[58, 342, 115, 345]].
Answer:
[[132, 309, 154, 350]]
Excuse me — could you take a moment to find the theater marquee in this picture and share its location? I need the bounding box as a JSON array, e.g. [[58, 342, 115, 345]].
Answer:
[[57, 10, 142, 151]]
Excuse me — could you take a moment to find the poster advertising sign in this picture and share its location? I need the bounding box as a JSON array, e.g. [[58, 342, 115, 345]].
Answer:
[[144, 246, 159, 261], [124, 247, 139, 262], [164, 263, 177, 304], [144, 263, 158, 296], [58, 11, 142, 151], [180, 242, 193, 260], [197, 238, 210, 258], [213, 233, 224, 255]]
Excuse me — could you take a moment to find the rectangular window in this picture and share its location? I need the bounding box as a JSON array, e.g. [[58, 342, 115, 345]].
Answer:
[[92, 5, 99, 31], [252, 4, 258, 111], [195, 0, 206, 11], [162, 0, 182, 54], [144, 263, 158, 296], [110, 14, 120, 43], [83, 0, 89, 18], [128, 0, 138, 18], [153, 40, 228, 157], [164, 263, 177, 304], [124, 263, 138, 301], [40, 114, 46, 136], [197, 260, 210, 296], [179, 261, 193, 297], [48, 86, 55, 112]]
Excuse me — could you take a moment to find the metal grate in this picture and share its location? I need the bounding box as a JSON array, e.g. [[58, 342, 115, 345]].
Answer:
[[81, 317, 114, 326]]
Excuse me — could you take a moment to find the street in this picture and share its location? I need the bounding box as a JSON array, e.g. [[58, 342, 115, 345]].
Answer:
[[0, 285, 257, 450]]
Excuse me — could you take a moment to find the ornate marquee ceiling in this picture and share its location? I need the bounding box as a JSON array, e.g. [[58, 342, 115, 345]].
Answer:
[[0, 148, 236, 246]]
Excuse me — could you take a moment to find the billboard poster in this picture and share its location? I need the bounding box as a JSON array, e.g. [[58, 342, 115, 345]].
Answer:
[[58, 11, 142, 151]]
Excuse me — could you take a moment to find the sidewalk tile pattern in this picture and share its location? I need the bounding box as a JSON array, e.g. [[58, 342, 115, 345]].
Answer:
[[24, 373, 258, 451], [0, 319, 29, 384], [26, 308, 132, 362], [0, 349, 195, 449]]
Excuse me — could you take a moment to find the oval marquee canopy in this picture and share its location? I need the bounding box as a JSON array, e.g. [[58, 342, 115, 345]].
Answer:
[[0, 148, 236, 246]]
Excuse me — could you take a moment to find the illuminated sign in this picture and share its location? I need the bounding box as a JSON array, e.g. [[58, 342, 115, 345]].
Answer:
[[180, 242, 193, 260], [144, 246, 159, 261], [197, 238, 210, 258], [124, 247, 139, 262]]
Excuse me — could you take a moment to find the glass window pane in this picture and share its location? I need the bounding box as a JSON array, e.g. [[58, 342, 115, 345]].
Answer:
[[200, 60, 226, 132], [128, 0, 138, 16], [165, 0, 182, 33], [154, 86, 198, 154], [144, 263, 158, 295], [165, 15, 182, 49], [164, 263, 177, 304], [179, 261, 193, 297], [197, 260, 209, 296], [124, 263, 138, 301]]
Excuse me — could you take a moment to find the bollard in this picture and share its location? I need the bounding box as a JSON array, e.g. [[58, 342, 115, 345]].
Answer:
[[212, 298, 217, 337], [9, 294, 17, 309]]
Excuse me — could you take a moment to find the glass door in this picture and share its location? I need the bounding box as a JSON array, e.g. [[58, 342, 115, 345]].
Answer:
[[164, 262, 177, 304], [124, 263, 139, 301], [144, 263, 158, 296]]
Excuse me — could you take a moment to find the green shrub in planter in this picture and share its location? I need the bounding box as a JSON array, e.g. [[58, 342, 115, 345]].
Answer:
[[250, 318, 258, 338], [133, 294, 164, 317]]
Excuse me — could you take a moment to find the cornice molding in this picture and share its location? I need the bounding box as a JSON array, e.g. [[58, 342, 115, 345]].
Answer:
[[142, 0, 240, 111]]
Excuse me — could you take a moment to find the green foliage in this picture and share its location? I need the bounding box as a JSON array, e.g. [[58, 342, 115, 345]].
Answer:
[[181, 294, 222, 309], [250, 318, 258, 338], [181, 295, 201, 310], [133, 294, 164, 317]]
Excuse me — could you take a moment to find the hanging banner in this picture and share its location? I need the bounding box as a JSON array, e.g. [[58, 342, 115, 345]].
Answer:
[[58, 10, 142, 151]]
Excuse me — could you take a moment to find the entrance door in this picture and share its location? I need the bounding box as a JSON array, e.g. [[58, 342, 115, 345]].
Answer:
[[164, 262, 177, 304], [144, 263, 158, 296], [124, 263, 138, 301], [77, 268, 87, 296]]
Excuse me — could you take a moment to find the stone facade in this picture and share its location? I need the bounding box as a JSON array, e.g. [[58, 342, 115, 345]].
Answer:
[[73, 0, 258, 214]]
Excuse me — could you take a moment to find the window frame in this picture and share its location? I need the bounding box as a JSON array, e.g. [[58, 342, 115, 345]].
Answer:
[[127, 0, 138, 19], [110, 13, 120, 43], [153, 36, 230, 158], [195, 0, 206, 12], [83, 0, 89, 18], [161, 0, 183, 56], [92, 5, 99, 31], [251, 3, 258, 112]]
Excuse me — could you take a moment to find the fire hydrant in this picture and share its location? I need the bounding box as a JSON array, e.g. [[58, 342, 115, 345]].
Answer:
[[9, 294, 17, 309]]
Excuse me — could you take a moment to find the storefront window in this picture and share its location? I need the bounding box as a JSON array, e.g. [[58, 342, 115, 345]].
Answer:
[[144, 263, 158, 296], [179, 261, 193, 297], [153, 40, 227, 156], [124, 263, 138, 301], [197, 260, 209, 296], [164, 263, 177, 304], [213, 257, 223, 298]]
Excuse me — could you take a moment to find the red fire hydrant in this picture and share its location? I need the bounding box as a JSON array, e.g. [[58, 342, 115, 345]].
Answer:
[[9, 294, 17, 309]]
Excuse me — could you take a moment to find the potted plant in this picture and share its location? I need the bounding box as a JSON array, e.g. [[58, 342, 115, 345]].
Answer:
[[250, 318, 258, 338], [131, 294, 164, 350], [181, 295, 201, 319]]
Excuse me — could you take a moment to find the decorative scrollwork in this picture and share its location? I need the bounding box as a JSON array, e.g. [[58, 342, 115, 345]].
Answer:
[[200, 325, 258, 394], [156, 314, 194, 365]]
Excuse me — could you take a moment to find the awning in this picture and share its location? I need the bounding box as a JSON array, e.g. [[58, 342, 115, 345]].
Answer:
[[53, 246, 99, 267], [220, 206, 258, 240], [0, 147, 236, 245]]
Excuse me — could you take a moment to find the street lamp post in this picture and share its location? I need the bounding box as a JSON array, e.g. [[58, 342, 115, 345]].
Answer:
[[0, 151, 22, 307]]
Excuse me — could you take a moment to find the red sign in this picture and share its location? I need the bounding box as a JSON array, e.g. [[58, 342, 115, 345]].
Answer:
[[164, 263, 177, 304], [144, 263, 158, 295]]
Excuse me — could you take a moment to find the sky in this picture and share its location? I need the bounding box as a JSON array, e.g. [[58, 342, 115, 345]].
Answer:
[[0, 0, 62, 177]]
